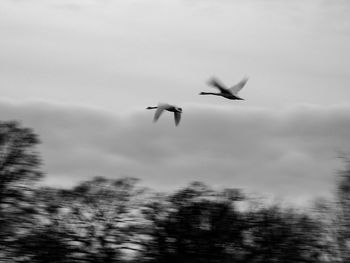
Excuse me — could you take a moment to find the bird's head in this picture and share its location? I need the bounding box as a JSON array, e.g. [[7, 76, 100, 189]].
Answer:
[[176, 107, 183, 113]]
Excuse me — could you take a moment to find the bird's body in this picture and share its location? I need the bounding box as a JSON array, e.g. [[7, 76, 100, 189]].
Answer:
[[146, 103, 182, 126], [200, 77, 248, 100], [199, 92, 243, 100]]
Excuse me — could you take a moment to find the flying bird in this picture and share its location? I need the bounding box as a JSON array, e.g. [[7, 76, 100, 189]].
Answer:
[[146, 103, 182, 126], [199, 77, 248, 100]]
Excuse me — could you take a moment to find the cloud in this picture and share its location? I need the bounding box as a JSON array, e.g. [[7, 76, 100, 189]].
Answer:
[[1, 0, 350, 113], [0, 100, 348, 205]]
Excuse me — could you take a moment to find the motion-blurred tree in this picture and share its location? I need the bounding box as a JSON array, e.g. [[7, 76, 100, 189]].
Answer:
[[16, 226, 73, 263], [14, 187, 75, 263], [243, 205, 323, 263], [15, 177, 150, 263], [141, 182, 247, 263], [141, 182, 325, 263], [34, 177, 150, 263], [315, 158, 350, 262], [335, 158, 350, 262], [0, 121, 42, 260]]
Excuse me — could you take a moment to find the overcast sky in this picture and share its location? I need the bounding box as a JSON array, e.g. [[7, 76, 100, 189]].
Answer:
[[1, 0, 350, 205]]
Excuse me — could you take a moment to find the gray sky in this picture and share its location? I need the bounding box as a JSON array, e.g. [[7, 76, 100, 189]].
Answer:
[[1, 0, 350, 205]]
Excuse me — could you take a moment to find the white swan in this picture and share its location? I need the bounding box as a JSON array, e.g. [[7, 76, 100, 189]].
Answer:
[[200, 77, 248, 100], [146, 103, 182, 126]]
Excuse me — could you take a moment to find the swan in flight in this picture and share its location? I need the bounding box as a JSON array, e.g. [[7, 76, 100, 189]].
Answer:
[[146, 103, 182, 126], [200, 77, 248, 100]]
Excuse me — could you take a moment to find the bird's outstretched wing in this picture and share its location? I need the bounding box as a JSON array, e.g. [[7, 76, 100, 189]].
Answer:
[[207, 77, 230, 94], [154, 105, 166, 122], [230, 77, 248, 95], [174, 111, 181, 126]]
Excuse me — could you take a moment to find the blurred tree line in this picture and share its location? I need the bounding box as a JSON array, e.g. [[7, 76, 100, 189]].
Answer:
[[0, 121, 349, 262]]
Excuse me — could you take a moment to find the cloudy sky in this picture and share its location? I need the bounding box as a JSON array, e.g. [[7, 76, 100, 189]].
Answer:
[[1, 0, 350, 205]]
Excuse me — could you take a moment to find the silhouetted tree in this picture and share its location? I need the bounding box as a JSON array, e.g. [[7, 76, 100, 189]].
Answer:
[[16, 226, 73, 263], [29, 177, 149, 263], [313, 158, 350, 262], [0, 121, 42, 261], [141, 182, 247, 263], [14, 177, 149, 263], [141, 182, 325, 263], [13, 187, 76, 263], [335, 158, 350, 262], [243, 205, 323, 263]]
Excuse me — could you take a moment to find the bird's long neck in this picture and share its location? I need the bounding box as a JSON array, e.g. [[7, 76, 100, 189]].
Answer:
[[146, 106, 158, 109], [200, 92, 220, 96]]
